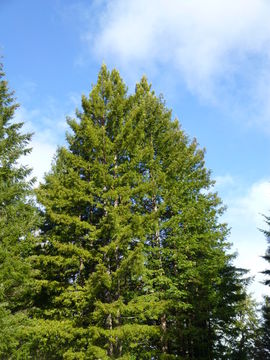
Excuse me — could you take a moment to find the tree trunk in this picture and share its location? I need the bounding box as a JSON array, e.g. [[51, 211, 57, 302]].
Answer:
[[161, 313, 168, 353], [107, 313, 113, 356]]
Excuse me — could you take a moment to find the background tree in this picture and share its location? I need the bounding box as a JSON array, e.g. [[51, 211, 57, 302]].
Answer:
[[0, 63, 38, 358], [221, 294, 259, 359], [254, 215, 270, 359], [254, 296, 270, 359], [31, 65, 250, 359], [262, 214, 270, 286]]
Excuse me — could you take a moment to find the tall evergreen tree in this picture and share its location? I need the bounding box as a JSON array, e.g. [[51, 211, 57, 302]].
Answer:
[[0, 63, 38, 357], [33, 65, 248, 359]]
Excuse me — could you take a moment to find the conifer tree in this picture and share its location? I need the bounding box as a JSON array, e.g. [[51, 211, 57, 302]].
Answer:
[[222, 294, 259, 359], [257, 296, 270, 359], [262, 214, 270, 286], [33, 65, 248, 359], [254, 215, 270, 358], [0, 63, 38, 357]]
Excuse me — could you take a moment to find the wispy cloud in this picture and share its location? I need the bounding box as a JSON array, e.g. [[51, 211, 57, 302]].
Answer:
[[80, 0, 270, 131]]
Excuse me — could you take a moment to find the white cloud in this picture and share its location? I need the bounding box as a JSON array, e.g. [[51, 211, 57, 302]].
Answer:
[[13, 106, 58, 184], [217, 178, 270, 301], [14, 97, 79, 184], [25, 139, 56, 184], [12, 82, 82, 184], [86, 0, 270, 129]]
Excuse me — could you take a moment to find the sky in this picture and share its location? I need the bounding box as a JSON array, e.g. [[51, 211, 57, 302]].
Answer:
[[1, 0, 270, 301]]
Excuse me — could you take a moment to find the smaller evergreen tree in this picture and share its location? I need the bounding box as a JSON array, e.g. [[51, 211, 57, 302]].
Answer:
[[259, 296, 270, 358], [229, 295, 259, 360], [254, 215, 270, 358], [262, 214, 270, 285], [0, 63, 38, 357], [254, 296, 270, 359]]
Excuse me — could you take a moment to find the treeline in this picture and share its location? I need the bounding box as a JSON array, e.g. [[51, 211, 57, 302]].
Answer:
[[0, 63, 270, 359]]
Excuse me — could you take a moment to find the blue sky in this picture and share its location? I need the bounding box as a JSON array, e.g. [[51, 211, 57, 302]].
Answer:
[[1, 0, 270, 300]]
